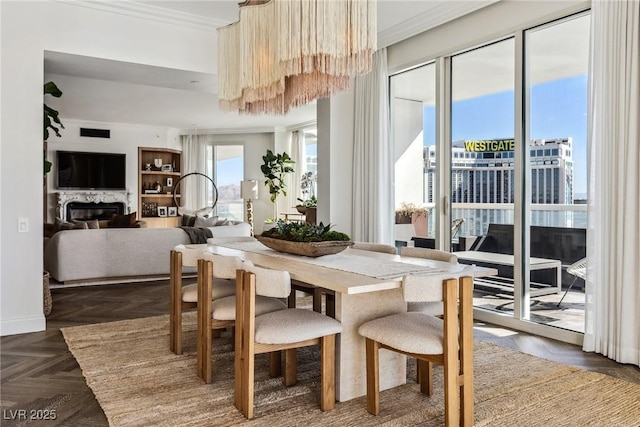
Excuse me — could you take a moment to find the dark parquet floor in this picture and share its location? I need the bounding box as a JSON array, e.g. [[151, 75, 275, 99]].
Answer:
[[1, 280, 639, 426]]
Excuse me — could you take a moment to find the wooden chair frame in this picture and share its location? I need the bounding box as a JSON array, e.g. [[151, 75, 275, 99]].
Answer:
[[364, 276, 474, 426], [235, 269, 336, 419], [196, 260, 281, 384], [169, 250, 197, 355]]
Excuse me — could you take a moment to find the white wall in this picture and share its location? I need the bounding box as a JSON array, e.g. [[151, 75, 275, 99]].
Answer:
[[317, 85, 355, 237], [46, 119, 180, 222], [1, 0, 216, 335], [388, 1, 589, 73]]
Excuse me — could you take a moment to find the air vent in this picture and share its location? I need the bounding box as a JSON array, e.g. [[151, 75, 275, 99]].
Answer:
[[80, 128, 111, 138]]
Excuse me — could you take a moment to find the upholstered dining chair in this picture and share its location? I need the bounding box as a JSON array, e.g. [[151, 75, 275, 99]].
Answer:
[[400, 247, 458, 317], [358, 272, 475, 426], [169, 245, 237, 355], [234, 265, 342, 419], [196, 254, 287, 384], [352, 242, 398, 254]]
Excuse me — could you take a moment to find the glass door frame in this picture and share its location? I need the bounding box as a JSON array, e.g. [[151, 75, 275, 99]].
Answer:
[[434, 34, 584, 346]]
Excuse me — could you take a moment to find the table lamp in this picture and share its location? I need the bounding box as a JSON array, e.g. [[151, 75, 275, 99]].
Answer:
[[241, 180, 259, 236]]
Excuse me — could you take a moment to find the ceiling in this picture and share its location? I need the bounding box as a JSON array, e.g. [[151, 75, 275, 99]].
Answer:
[[44, 0, 498, 133]]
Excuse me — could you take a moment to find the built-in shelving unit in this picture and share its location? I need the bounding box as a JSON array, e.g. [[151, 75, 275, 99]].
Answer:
[[138, 147, 182, 228]]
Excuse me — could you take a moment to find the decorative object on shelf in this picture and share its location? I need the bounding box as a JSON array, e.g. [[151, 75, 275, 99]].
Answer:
[[172, 172, 218, 216], [166, 177, 173, 187], [145, 163, 152, 171], [142, 202, 158, 217], [258, 221, 352, 257], [261, 150, 294, 220], [241, 179, 259, 236], [154, 158, 163, 169], [168, 207, 177, 217], [158, 206, 167, 217], [217, 0, 376, 115], [161, 164, 172, 172], [153, 181, 162, 192]]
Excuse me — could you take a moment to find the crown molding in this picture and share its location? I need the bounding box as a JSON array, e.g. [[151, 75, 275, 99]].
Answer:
[[377, 0, 499, 48], [56, 0, 229, 32]]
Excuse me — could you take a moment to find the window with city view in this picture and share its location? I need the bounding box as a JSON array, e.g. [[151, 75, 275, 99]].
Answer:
[[390, 11, 590, 336]]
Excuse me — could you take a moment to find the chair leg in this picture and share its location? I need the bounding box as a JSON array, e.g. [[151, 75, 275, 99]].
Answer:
[[557, 276, 578, 306], [320, 335, 336, 411], [269, 351, 282, 378], [169, 251, 182, 355], [284, 348, 297, 386], [288, 290, 297, 308], [417, 360, 433, 396], [240, 336, 255, 419], [312, 287, 323, 313], [365, 338, 380, 415], [325, 292, 336, 318]]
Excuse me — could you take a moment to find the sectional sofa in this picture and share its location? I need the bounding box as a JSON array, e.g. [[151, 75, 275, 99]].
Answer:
[[44, 222, 251, 283]]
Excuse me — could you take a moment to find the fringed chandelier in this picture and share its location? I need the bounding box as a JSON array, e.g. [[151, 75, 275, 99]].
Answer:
[[217, 0, 377, 115]]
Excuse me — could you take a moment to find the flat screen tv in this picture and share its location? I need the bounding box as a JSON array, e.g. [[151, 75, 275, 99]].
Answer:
[[57, 151, 126, 190]]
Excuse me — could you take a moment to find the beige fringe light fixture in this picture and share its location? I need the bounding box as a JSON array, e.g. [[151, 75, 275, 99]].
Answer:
[[217, 0, 377, 115]]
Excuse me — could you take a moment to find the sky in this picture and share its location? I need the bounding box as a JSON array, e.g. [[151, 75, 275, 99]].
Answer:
[[423, 75, 588, 196]]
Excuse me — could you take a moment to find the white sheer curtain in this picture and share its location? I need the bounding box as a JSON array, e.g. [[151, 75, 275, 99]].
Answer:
[[290, 130, 306, 202], [352, 48, 393, 244], [584, 0, 639, 366], [181, 134, 209, 214]]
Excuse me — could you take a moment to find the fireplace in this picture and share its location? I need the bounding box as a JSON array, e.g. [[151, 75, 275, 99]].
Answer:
[[67, 202, 124, 221], [56, 191, 132, 221]]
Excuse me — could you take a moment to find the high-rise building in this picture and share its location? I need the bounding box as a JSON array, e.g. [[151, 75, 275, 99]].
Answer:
[[424, 138, 574, 204]]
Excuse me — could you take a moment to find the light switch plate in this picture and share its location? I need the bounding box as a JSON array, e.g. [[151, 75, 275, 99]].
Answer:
[[18, 217, 29, 233]]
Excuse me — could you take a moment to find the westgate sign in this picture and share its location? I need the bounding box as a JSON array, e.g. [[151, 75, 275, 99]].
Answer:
[[464, 139, 515, 152]]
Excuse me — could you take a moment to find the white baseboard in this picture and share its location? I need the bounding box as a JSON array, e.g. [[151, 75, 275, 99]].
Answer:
[[0, 314, 46, 336]]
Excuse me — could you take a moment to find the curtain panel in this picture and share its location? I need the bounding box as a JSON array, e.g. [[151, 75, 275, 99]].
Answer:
[[584, 0, 639, 366], [181, 134, 210, 214], [352, 48, 394, 244]]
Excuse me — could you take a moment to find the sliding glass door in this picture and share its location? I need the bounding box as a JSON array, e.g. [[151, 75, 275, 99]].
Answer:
[[523, 13, 590, 333]]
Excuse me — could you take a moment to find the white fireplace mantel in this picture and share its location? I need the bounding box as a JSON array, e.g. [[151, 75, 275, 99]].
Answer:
[[57, 191, 132, 220]]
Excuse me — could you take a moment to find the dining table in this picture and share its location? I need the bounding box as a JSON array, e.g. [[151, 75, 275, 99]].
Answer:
[[197, 239, 497, 402]]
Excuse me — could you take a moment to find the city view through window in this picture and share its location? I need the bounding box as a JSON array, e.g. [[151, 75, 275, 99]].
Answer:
[[392, 13, 590, 334]]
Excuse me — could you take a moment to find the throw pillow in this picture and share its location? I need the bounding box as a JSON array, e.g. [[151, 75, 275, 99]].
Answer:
[[110, 212, 137, 228], [85, 219, 100, 229], [194, 215, 219, 227], [55, 217, 88, 231], [181, 214, 196, 227]]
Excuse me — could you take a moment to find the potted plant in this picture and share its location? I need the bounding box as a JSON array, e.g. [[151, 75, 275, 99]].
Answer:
[[44, 81, 65, 176], [261, 149, 295, 222], [258, 221, 352, 257], [395, 202, 422, 224]]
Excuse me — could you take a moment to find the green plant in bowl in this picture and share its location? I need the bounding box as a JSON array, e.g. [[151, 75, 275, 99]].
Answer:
[[262, 221, 350, 242]]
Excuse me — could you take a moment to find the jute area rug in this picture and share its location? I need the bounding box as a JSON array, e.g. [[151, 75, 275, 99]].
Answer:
[[61, 313, 640, 426]]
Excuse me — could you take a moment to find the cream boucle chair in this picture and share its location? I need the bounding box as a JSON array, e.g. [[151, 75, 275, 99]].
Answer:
[[358, 271, 475, 426], [169, 245, 237, 355], [400, 247, 458, 317], [234, 264, 342, 419], [352, 242, 398, 254], [196, 254, 287, 383]]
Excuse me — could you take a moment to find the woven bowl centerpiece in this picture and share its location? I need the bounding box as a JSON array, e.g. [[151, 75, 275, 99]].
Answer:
[[257, 221, 352, 257], [256, 236, 353, 257]]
